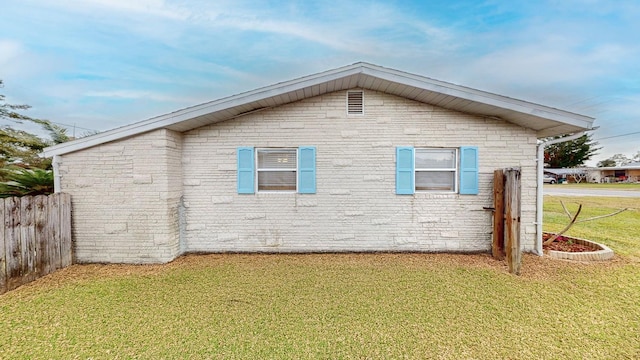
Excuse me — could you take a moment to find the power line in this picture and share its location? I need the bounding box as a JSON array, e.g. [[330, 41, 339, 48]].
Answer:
[[47, 121, 97, 132], [594, 131, 640, 141], [1, 118, 97, 132]]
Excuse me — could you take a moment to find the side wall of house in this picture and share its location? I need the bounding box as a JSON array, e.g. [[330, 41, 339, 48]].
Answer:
[[182, 90, 538, 253], [58, 129, 183, 263]]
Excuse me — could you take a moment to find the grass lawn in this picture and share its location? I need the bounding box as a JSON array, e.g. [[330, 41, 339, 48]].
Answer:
[[546, 183, 640, 190], [544, 195, 640, 259], [1, 198, 639, 359]]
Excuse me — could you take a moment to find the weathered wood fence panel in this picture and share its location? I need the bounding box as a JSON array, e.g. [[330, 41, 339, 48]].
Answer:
[[492, 170, 505, 260], [0, 200, 6, 293], [0, 193, 72, 294], [492, 168, 522, 275]]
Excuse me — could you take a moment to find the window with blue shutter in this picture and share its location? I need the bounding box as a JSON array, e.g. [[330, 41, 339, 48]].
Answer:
[[237, 147, 255, 194], [298, 146, 316, 194], [396, 146, 415, 195], [459, 146, 479, 195], [396, 146, 479, 195], [238, 146, 317, 194]]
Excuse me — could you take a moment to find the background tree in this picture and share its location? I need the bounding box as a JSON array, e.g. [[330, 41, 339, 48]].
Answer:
[[597, 158, 617, 167], [0, 79, 31, 121], [0, 80, 70, 170], [0, 126, 52, 170], [0, 79, 70, 187], [596, 152, 640, 167], [544, 134, 600, 168]]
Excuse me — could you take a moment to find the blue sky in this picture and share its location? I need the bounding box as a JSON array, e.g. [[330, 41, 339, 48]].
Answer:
[[1, 0, 639, 164]]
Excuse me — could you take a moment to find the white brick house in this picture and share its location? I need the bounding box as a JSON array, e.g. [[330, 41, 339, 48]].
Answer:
[[43, 63, 594, 264]]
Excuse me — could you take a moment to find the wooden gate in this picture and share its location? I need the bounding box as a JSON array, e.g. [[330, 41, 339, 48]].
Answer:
[[1, 193, 72, 294], [491, 168, 521, 274]]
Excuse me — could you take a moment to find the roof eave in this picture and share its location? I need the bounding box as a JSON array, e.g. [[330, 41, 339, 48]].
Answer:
[[42, 64, 367, 157], [42, 62, 595, 157], [359, 65, 594, 137]]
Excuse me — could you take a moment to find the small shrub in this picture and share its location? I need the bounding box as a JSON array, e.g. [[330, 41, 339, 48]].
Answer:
[[0, 168, 54, 198]]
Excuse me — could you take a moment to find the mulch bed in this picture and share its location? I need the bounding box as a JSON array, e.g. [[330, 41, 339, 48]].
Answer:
[[542, 233, 597, 252]]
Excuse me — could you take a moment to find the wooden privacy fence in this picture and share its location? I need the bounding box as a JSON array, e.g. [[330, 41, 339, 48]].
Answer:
[[0, 193, 72, 294], [491, 168, 522, 275]]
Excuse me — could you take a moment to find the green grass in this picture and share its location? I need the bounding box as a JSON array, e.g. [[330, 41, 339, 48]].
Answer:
[[544, 195, 640, 258], [546, 183, 640, 190], [1, 197, 639, 359], [2, 254, 639, 359]]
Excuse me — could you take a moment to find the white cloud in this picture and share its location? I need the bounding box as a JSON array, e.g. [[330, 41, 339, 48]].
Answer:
[[210, 16, 360, 52], [18, 0, 457, 61], [5, 0, 638, 157], [459, 41, 625, 90], [0, 40, 53, 82], [0, 40, 23, 66], [52, 0, 190, 20], [84, 89, 199, 104]]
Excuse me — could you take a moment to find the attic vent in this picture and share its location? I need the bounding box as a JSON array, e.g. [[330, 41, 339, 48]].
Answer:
[[347, 91, 364, 115]]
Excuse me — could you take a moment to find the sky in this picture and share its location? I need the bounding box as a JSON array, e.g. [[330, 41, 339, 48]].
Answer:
[[1, 0, 639, 164]]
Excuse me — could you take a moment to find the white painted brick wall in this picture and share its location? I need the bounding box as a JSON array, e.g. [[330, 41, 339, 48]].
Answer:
[[182, 90, 537, 254], [59, 129, 183, 263], [60, 90, 538, 263]]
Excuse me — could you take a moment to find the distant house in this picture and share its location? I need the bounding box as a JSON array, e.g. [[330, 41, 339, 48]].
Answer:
[[593, 162, 640, 183], [42, 62, 594, 264], [544, 168, 590, 183]]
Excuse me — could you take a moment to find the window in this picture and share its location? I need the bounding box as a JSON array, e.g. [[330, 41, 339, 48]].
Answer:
[[396, 146, 478, 195], [237, 146, 316, 194], [257, 148, 297, 191], [347, 91, 364, 115], [415, 149, 457, 192]]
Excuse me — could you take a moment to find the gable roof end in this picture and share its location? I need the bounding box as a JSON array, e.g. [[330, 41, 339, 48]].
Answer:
[[42, 62, 595, 157]]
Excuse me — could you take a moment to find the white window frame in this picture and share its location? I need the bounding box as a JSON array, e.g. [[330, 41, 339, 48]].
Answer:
[[256, 148, 298, 193], [415, 148, 459, 193]]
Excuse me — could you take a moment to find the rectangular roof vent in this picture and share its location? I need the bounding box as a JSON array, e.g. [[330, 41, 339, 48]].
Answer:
[[347, 91, 364, 115]]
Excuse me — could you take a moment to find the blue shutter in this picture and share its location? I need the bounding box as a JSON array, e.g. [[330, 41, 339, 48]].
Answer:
[[298, 146, 316, 194], [237, 147, 254, 194], [396, 146, 415, 195], [459, 146, 479, 195]]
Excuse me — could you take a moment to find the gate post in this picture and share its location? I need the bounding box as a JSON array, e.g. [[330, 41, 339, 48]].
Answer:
[[504, 168, 522, 275]]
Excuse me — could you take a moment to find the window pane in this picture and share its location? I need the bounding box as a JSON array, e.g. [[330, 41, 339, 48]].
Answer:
[[415, 149, 455, 169], [258, 171, 296, 191], [258, 149, 297, 169], [416, 171, 455, 191]]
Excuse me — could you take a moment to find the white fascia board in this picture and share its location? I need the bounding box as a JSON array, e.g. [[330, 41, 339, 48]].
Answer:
[[360, 65, 595, 130]]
